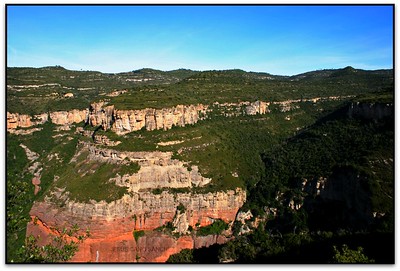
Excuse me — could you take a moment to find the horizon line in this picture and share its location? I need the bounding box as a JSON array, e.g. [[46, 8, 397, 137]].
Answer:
[[6, 64, 394, 77]]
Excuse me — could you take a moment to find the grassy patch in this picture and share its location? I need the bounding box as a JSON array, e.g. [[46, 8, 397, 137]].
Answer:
[[52, 150, 140, 203], [197, 220, 229, 236]]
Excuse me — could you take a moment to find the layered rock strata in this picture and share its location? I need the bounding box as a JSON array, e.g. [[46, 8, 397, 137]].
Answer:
[[49, 109, 88, 125], [8, 96, 355, 131], [7, 112, 48, 129], [26, 142, 246, 262], [28, 187, 245, 262], [80, 142, 211, 190], [112, 104, 208, 134], [7, 100, 270, 133]]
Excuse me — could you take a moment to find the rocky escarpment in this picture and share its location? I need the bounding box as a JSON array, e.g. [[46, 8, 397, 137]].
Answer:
[[7, 112, 48, 129], [6, 110, 87, 130], [111, 104, 208, 134], [11, 96, 354, 133], [41, 188, 245, 231], [26, 142, 246, 262], [347, 102, 393, 121], [80, 142, 211, 190], [7, 100, 270, 134], [28, 187, 245, 262], [49, 109, 88, 125]]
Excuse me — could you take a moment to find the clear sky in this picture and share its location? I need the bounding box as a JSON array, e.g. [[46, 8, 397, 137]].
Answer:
[[6, 5, 393, 75]]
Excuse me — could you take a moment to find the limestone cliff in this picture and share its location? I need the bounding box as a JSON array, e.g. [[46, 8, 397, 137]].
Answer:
[[8, 96, 357, 132], [26, 142, 246, 262], [7, 112, 48, 129], [7, 100, 270, 133], [112, 104, 208, 135], [80, 142, 211, 191], [7, 110, 87, 130], [27, 187, 245, 262], [49, 109, 88, 125], [87, 101, 115, 130]]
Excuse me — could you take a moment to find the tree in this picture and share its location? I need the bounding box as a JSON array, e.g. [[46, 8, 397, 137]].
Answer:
[[332, 244, 375, 263], [166, 249, 194, 263], [17, 224, 90, 263]]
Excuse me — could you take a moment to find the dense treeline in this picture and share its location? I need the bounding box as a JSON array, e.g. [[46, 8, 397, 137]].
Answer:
[[167, 99, 394, 263]]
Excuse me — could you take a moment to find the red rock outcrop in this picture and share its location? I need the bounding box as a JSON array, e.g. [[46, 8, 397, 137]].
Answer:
[[27, 212, 231, 263], [27, 186, 245, 262]]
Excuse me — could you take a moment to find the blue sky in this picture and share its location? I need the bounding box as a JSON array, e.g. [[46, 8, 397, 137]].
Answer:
[[7, 5, 393, 75]]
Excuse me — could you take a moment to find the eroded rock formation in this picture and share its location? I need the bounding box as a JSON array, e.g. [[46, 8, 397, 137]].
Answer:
[[111, 104, 208, 135], [26, 142, 246, 262], [28, 187, 245, 262], [49, 109, 88, 125], [7, 100, 271, 133], [7, 112, 48, 129]]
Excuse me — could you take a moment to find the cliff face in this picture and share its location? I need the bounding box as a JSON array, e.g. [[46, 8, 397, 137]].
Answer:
[[244, 101, 269, 115], [7, 112, 48, 129], [26, 142, 246, 262], [87, 102, 115, 130], [112, 104, 208, 135], [28, 187, 245, 262], [82, 142, 211, 191], [7, 100, 270, 133], [7, 110, 87, 130], [49, 109, 88, 125], [347, 102, 393, 121]]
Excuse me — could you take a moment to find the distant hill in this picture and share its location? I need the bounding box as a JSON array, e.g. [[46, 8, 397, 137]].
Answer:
[[7, 66, 393, 115]]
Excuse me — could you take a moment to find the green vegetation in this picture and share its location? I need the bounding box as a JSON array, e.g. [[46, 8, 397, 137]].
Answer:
[[155, 221, 175, 233], [6, 134, 33, 262], [176, 203, 186, 213], [245, 102, 394, 232], [7, 66, 394, 263], [52, 149, 140, 203], [168, 228, 392, 263], [197, 220, 229, 236], [133, 230, 145, 242], [332, 244, 375, 263], [7, 66, 393, 114], [166, 249, 194, 263], [17, 224, 90, 263]]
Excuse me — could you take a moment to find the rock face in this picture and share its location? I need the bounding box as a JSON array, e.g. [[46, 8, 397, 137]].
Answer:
[[111, 104, 208, 135], [45, 189, 245, 230], [244, 101, 268, 115], [26, 142, 246, 262], [49, 109, 88, 125], [7, 110, 87, 130], [7, 100, 270, 133], [347, 102, 393, 121], [7, 112, 48, 129], [213, 101, 269, 117], [88, 102, 115, 130], [27, 187, 245, 262], [26, 222, 227, 263], [81, 142, 211, 190]]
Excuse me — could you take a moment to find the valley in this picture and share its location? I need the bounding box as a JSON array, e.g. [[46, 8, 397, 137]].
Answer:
[[6, 66, 394, 263]]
